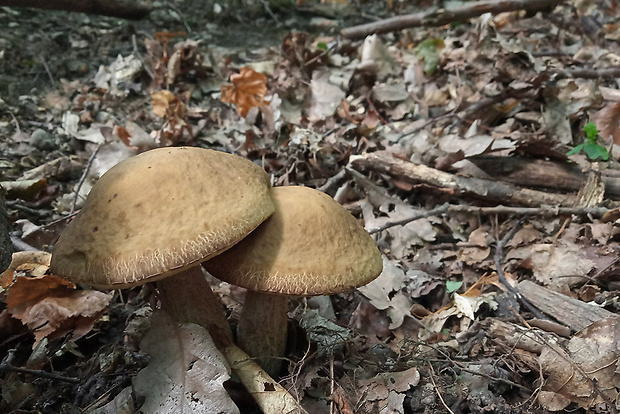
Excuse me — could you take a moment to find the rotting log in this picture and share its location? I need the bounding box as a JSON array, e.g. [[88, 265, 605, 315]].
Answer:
[[349, 152, 576, 207], [0, 0, 152, 19], [470, 156, 620, 200]]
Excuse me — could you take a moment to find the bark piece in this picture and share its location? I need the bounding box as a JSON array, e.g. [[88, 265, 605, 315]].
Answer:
[[349, 152, 575, 207], [517, 280, 615, 332], [470, 156, 620, 200]]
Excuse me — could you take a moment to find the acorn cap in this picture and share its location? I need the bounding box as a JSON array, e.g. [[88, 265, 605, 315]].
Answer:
[[204, 186, 383, 296], [50, 147, 275, 289]]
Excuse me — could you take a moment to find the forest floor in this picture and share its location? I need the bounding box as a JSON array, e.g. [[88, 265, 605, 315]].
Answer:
[[1, 0, 620, 413]]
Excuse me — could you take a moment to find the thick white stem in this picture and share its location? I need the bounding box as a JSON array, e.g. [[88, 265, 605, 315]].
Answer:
[[157, 267, 305, 413], [237, 291, 289, 377], [157, 266, 233, 348]]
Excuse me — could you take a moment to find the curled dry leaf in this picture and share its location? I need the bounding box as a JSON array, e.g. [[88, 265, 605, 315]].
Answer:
[[1, 251, 52, 288], [5, 252, 112, 343], [151, 90, 192, 144], [538, 316, 620, 411], [221, 66, 270, 117], [357, 257, 413, 329], [133, 310, 239, 414], [358, 367, 420, 414]]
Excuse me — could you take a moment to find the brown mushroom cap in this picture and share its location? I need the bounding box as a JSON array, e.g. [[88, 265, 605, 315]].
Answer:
[[50, 147, 275, 289], [204, 186, 383, 296]]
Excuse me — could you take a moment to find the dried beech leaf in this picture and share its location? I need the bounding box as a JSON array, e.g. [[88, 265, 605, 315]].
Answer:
[[151, 90, 180, 118], [358, 258, 413, 329], [133, 310, 239, 414], [539, 316, 620, 411], [1, 251, 52, 288], [221, 67, 269, 117], [6, 274, 112, 342], [590, 101, 620, 145]]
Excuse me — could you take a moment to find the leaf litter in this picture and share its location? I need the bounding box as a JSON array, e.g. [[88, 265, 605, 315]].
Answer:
[[1, 0, 620, 413]]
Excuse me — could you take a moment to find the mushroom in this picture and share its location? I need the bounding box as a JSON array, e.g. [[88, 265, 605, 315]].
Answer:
[[203, 185, 383, 376], [51, 147, 303, 413]]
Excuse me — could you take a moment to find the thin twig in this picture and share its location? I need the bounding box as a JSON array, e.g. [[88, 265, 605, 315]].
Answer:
[[368, 203, 450, 234], [423, 342, 531, 391], [70, 144, 101, 214], [368, 204, 611, 234], [0, 350, 80, 384], [427, 361, 456, 414], [132, 34, 154, 79], [164, 1, 191, 33], [40, 56, 55, 85], [259, 0, 280, 24], [494, 219, 546, 319]]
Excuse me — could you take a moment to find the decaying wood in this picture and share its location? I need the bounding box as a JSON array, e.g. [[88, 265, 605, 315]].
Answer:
[[484, 319, 554, 354], [470, 156, 620, 200], [349, 152, 576, 207], [341, 0, 564, 39], [0, 0, 152, 19], [19, 156, 85, 181], [517, 280, 615, 332]]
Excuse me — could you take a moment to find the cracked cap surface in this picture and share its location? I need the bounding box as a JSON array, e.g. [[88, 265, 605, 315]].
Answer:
[[50, 147, 275, 289]]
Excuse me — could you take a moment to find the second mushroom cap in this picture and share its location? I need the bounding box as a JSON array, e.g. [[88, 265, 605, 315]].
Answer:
[[204, 185, 383, 296]]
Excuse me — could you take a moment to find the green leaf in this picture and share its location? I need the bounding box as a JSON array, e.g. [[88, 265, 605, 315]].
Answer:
[[584, 121, 598, 141], [566, 143, 584, 156], [446, 280, 463, 293], [583, 142, 609, 160], [415, 38, 445, 75], [316, 42, 328, 51]]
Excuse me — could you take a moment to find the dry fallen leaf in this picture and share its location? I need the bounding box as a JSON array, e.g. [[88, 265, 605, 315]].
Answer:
[[1, 251, 51, 288], [221, 67, 269, 117], [151, 90, 192, 143], [526, 240, 596, 290], [538, 316, 620, 411], [358, 368, 420, 414], [357, 257, 413, 329], [133, 310, 239, 414], [590, 100, 620, 144], [6, 264, 112, 343]]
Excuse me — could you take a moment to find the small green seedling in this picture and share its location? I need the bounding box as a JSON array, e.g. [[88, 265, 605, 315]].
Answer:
[[414, 38, 445, 75], [316, 42, 328, 51], [446, 280, 463, 293], [566, 121, 609, 161]]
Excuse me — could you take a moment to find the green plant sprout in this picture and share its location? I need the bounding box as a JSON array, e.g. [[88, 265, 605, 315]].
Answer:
[[446, 280, 463, 293], [414, 38, 444, 75], [566, 121, 609, 161]]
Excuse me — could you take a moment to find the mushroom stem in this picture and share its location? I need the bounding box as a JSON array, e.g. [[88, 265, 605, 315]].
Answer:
[[157, 266, 233, 348], [237, 291, 289, 377], [157, 266, 305, 414]]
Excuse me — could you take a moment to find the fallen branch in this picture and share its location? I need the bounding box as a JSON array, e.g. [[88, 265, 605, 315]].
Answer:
[[517, 280, 615, 332], [365, 203, 613, 234], [341, 0, 565, 39], [349, 152, 576, 207], [552, 67, 620, 79], [0, 349, 80, 384], [0, 0, 152, 19]]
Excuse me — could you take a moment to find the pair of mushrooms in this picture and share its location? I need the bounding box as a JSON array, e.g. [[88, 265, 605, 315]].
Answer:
[[50, 147, 382, 393]]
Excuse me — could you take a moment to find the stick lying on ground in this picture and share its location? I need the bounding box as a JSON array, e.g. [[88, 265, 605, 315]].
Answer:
[[341, 0, 564, 39], [0, 0, 151, 19]]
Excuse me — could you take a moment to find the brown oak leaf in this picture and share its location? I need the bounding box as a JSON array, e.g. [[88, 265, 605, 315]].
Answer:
[[221, 67, 269, 117]]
